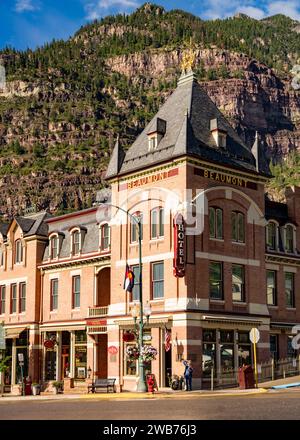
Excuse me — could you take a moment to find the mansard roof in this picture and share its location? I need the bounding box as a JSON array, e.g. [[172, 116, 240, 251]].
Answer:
[[106, 70, 267, 180], [12, 211, 51, 237]]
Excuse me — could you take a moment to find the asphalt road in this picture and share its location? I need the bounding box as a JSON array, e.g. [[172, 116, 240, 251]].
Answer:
[[0, 390, 300, 420]]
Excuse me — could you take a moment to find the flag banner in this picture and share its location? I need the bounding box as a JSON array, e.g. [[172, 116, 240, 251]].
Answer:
[[124, 264, 134, 293], [165, 328, 171, 352]]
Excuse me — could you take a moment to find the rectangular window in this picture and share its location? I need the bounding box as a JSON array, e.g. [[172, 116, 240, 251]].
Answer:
[[152, 262, 164, 299], [19, 283, 26, 313], [267, 270, 277, 306], [0, 248, 4, 267], [72, 276, 80, 309], [50, 236, 58, 259], [101, 224, 110, 250], [0, 285, 5, 315], [132, 265, 140, 302], [50, 279, 59, 311], [285, 272, 295, 308], [209, 262, 223, 300], [73, 232, 81, 255], [232, 264, 245, 302], [11, 284, 17, 314]]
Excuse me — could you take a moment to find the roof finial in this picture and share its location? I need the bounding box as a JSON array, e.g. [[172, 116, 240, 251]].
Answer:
[[181, 49, 196, 75]]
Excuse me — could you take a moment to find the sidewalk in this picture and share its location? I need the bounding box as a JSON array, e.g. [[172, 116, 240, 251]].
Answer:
[[0, 387, 267, 402], [258, 375, 300, 389]]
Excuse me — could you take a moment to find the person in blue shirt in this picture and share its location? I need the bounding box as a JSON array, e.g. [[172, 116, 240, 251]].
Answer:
[[182, 360, 194, 391]]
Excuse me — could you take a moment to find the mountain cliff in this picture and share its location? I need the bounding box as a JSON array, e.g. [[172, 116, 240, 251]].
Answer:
[[0, 3, 300, 218]]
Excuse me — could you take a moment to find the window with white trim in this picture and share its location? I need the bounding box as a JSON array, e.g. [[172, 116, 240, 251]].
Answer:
[[72, 230, 81, 255], [266, 222, 277, 250], [151, 207, 164, 239], [15, 239, 23, 264], [0, 285, 5, 315], [50, 235, 59, 259], [209, 207, 223, 239], [100, 223, 110, 251], [232, 211, 245, 243], [130, 212, 143, 244], [285, 225, 294, 253]]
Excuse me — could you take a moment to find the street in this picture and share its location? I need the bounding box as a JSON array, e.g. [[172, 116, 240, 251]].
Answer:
[[0, 390, 300, 420]]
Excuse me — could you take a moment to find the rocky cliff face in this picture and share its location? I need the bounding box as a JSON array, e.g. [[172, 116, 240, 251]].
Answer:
[[0, 6, 300, 218], [107, 48, 300, 161]]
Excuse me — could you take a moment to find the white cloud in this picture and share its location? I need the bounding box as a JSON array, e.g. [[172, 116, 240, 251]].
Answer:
[[267, 1, 300, 21], [85, 0, 140, 20], [200, 0, 300, 21], [15, 0, 38, 12]]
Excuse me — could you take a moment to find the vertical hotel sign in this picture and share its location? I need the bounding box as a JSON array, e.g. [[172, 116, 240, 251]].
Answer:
[[173, 214, 185, 278]]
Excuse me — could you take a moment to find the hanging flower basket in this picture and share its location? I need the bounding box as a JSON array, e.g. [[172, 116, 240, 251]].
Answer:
[[140, 345, 158, 362], [126, 345, 140, 361], [123, 331, 135, 342]]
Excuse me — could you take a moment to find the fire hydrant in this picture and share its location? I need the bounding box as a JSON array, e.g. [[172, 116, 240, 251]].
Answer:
[[146, 374, 155, 393]]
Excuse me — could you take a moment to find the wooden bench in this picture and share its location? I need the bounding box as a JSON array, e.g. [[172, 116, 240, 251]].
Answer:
[[88, 378, 116, 393]]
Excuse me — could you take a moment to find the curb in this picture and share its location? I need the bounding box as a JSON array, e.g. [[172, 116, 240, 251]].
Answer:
[[0, 388, 268, 403]]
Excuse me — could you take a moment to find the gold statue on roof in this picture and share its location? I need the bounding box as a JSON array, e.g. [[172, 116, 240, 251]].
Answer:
[[181, 49, 196, 74]]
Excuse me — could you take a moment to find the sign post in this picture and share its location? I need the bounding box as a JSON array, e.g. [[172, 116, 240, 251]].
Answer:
[[249, 328, 260, 388]]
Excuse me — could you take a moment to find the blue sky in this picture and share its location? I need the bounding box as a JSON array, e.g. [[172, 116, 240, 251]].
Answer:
[[1, 0, 300, 50]]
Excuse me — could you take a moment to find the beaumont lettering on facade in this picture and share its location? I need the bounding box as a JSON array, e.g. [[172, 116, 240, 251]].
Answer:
[[0, 66, 300, 394]]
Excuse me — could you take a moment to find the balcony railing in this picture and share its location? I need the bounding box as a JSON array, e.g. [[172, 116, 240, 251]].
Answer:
[[88, 306, 109, 318], [87, 326, 107, 335]]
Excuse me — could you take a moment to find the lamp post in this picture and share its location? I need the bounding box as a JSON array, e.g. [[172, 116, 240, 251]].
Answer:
[[131, 301, 151, 392], [98, 201, 151, 392]]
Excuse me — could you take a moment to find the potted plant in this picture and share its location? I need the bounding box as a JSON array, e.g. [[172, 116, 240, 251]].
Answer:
[[31, 383, 41, 396], [52, 381, 63, 394]]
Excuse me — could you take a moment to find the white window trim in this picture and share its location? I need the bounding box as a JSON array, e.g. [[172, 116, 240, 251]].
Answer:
[[49, 233, 60, 260], [282, 223, 296, 254], [266, 220, 279, 252], [70, 227, 82, 256], [99, 222, 111, 251]]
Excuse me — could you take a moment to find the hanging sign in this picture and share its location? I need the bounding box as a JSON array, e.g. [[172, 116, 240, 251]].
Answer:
[[44, 339, 55, 350], [173, 213, 185, 278], [108, 346, 118, 355]]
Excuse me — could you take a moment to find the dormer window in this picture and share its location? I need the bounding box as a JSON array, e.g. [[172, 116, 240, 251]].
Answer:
[[266, 221, 278, 251], [100, 223, 110, 251], [284, 224, 295, 253], [72, 230, 81, 255], [50, 235, 59, 259], [147, 117, 166, 151], [15, 239, 23, 264], [210, 118, 227, 148], [148, 136, 158, 151]]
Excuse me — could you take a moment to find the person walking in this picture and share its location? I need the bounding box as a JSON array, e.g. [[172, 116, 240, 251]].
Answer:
[[183, 360, 193, 391]]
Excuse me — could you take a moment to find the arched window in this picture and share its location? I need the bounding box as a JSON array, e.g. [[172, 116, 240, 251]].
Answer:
[[266, 222, 277, 250], [232, 211, 245, 243], [151, 207, 164, 239], [285, 224, 294, 253], [209, 207, 223, 239], [72, 230, 81, 255], [130, 212, 143, 244], [15, 239, 23, 264], [50, 235, 59, 259], [100, 223, 110, 251]]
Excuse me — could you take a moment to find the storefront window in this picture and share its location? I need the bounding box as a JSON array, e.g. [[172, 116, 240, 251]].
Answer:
[[270, 334, 278, 360], [203, 330, 216, 378], [4, 339, 12, 385], [74, 330, 87, 380], [75, 346, 87, 379], [15, 330, 29, 385], [287, 335, 296, 358], [124, 329, 151, 376], [238, 332, 251, 367]]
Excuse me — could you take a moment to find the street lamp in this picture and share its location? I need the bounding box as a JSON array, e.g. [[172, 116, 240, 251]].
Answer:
[[98, 200, 151, 392], [131, 301, 152, 392]]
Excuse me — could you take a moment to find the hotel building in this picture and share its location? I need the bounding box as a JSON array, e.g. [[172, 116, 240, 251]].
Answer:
[[0, 68, 300, 392]]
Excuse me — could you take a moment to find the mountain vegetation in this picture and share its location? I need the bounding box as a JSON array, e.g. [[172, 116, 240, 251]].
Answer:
[[0, 3, 299, 217]]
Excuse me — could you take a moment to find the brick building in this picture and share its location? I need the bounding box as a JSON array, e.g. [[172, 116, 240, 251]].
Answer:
[[0, 67, 300, 392]]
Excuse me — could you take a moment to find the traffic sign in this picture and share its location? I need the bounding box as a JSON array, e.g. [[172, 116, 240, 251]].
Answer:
[[249, 328, 260, 344], [18, 353, 24, 363], [143, 335, 152, 342]]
